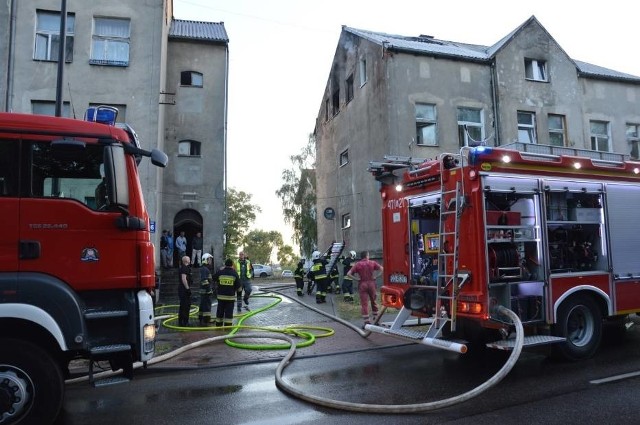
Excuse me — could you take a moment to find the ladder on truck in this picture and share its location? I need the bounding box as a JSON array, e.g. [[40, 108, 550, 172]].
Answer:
[[424, 153, 469, 343]]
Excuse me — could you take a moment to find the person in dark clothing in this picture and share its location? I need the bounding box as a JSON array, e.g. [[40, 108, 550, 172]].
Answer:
[[307, 250, 328, 303], [341, 250, 357, 302], [214, 258, 241, 327], [235, 252, 253, 312], [198, 253, 214, 326], [178, 255, 193, 327], [294, 259, 305, 297]]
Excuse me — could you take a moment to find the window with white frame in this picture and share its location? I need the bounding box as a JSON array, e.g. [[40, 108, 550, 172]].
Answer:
[[548, 114, 566, 147], [590, 121, 611, 152], [627, 123, 640, 159], [181, 71, 203, 87], [34, 10, 75, 62], [339, 149, 349, 166], [517, 111, 537, 144], [359, 57, 367, 87], [89, 103, 126, 123], [90, 17, 131, 66], [31, 100, 71, 117], [341, 213, 351, 229], [525, 58, 547, 82], [178, 140, 201, 156], [456, 107, 483, 147], [346, 74, 354, 103], [415, 103, 437, 146]]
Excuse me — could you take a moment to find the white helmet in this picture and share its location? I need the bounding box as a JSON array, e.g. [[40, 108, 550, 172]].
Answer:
[[202, 253, 213, 262], [349, 250, 357, 258], [311, 250, 321, 260]]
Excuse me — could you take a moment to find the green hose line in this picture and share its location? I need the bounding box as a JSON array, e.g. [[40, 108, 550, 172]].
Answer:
[[154, 294, 335, 350]]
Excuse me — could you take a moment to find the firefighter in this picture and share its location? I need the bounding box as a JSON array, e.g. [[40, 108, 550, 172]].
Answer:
[[307, 250, 328, 303], [329, 264, 340, 294], [294, 259, 305, 296], [235, 251, 252, 312], [213, 259, 241, 327], [341, 250, 357, 302], [198, 253, 214, 326]]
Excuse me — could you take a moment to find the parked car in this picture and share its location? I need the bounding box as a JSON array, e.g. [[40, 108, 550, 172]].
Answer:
[[280, 270, 294, 278], [252, 264, 273, 277]]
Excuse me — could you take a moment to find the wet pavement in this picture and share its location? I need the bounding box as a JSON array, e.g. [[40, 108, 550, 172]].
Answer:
[[151, 281, 408, 370]]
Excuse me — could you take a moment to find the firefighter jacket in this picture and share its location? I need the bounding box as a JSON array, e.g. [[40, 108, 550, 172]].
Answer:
[[342, 257, 356, 280], [307, 259, 328, 282], [294, 264, 305, 280], [214, 267, 241, 301], [235, 259, 252, 280], [200, 266, 213, 295]]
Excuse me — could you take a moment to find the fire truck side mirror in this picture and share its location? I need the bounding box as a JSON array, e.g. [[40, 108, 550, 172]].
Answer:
[[103, 145, 130, 210]]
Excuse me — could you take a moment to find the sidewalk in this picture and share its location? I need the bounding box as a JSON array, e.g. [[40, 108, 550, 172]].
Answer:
[[151, 281, 407, 370]]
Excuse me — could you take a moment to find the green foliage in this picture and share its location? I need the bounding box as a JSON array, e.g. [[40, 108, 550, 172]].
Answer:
[[277, 244, 297, 269], [276, 133, 317, 257], [243, 229, 282, 264], [224, 188, 261, 259]]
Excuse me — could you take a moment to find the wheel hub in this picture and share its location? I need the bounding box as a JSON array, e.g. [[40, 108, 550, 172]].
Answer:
[[0, 367, 30, 423]]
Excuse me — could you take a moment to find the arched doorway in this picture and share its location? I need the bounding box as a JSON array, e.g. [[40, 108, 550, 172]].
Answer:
[[173, 209, 203, 266]]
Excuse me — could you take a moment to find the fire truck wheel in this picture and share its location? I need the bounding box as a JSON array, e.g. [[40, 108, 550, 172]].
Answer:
[[0, 338, 64, 425], [552, 294, 602, 361]]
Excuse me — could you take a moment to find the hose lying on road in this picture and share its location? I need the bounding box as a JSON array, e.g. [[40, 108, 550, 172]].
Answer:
[[68, 288, 524, 414], [275, 305, 524, 413]]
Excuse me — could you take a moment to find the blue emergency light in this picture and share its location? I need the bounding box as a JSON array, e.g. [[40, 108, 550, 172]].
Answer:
[[84, 106, 118, 126], [468, 146, 493, 165]]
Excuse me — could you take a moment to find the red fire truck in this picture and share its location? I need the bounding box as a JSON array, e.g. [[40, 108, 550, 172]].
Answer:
[[368, 143, 640, 360], [0, 107, 167, 424]]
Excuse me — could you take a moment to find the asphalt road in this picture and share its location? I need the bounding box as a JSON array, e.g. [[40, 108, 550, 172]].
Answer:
[[57, 316, 640, 424]]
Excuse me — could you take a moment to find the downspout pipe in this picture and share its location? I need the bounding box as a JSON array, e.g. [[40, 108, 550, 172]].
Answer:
[[5, 0, 17, 111], [490, 61, 500, 146]]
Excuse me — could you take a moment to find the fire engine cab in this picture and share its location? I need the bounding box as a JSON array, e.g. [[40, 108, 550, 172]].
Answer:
[[368, 142, 640, 360]]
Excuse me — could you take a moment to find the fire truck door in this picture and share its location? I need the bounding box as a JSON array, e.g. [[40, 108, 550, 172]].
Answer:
[[0, 139, 19, 271], [606, 183, 640, 312]]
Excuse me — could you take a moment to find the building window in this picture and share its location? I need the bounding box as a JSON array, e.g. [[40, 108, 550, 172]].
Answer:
[[525, 58, 547, 82], [517, 111, 537, 144], [34, 10, 75, 62], [90, 17, 131, 66], [181, 71, 203, 87], [548, 114, 566, 147], [89, 103, 126, 123], [457, 107, 483, 147], [332, 88, 340, 116], [590, 121, 610, 152], [359, 57, 367, 87], [627, 124, 640, 159], [339, 149, 349, 166], [341, 213, 351, 229], [415, 103, 437, 146], [178, 140, 201, 156], [346, 74, 354, 103], [31, 100, 71, 117]]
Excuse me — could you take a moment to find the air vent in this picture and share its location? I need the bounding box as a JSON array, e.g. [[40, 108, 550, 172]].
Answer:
[[182, 192, 198, 201]]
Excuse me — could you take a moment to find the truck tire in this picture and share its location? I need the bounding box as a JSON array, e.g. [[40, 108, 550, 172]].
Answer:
[[0, 339, 64, 425], [552, 294, 602, 361]]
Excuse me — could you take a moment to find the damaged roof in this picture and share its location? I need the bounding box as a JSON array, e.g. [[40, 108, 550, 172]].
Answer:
[[344, 16, 640, 83]]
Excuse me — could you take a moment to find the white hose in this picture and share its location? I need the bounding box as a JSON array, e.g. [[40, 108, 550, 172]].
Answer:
[[274, 304, 524, 413], [68, 291, 524, 415]]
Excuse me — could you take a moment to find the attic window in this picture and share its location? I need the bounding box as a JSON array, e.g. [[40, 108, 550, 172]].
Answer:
[[525, 59, 547, 82]]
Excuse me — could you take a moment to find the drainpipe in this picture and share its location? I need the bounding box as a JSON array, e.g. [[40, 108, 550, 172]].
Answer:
[[222, 41, 229, 260], [490, 62, 500, 146], [55, 0, 67, 117], [5, 0, 17, 111]]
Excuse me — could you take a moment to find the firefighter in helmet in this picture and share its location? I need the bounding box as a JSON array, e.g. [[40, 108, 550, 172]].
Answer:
[[307, 250, 328, 303], [294, 259, 306, 296], [198, 253, 214, 326], [341, 250, 357, 302]]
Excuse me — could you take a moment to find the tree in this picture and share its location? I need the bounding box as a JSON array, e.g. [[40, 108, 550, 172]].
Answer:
[[243, 230, 282, 264], [276, 133, 317, 257], [277, 244, 297, 269], [224, 188, 261, 259]]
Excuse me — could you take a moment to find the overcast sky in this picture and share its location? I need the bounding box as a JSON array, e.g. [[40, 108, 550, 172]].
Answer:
[[173, 0, 640, 249]]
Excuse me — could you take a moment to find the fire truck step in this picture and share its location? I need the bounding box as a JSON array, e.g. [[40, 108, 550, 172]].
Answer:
[[486, 335, 566, 350], [367, 325, 428, 340], [92, 376, 131, 388], [84, 310, 129, 319], [90, 344, 132, 355]]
